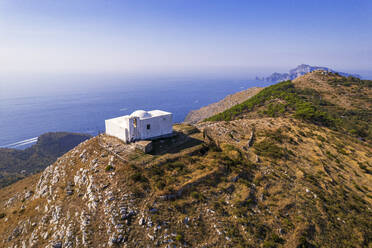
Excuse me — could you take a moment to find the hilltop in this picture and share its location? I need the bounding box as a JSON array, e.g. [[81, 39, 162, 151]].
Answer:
[[256, 64, 361, 83], [0, 132, 91, 188], [207, 71, 371, 142], [0, 71, 371, 247]]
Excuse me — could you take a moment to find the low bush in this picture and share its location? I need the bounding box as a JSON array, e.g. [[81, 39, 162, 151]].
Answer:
[[253, 139, 287, 159], [264, 129, 289, 143], [190, 191, 203, 200], [130, 172, 148, 183], [358, 162, 372, 174], [155, 180, 166, 190], [263, 103, 286, 117], [263, 240, 277, 248], [175, 233, 184, 242]]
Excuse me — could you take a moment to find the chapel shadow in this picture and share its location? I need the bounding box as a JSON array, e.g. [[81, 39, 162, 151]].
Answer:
[[149, 131, 203, 155]]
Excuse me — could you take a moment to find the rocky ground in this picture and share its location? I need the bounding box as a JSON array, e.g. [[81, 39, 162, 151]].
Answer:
[[0, 119, 371, 247]]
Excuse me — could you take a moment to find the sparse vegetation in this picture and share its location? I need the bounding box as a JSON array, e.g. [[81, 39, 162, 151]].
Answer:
[[0, 72, 371, 248], [175, 233, 184, 242], [205, 77, 372, 141], [190, 191, 203, 200], [253, 139, 287, 159], [130, 172, 148, 183], [205, 80, 334, 127]]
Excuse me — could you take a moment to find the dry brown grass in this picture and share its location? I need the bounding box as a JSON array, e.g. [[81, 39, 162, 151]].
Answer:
[[0, 117, 371, 247]]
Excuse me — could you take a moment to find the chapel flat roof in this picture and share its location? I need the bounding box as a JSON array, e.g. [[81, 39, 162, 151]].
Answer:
[[105, 115, 130, 125], [147, 110, 172, 117]]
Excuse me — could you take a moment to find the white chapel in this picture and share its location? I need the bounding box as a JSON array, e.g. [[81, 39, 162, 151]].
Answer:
[[105, 110, 173, 143]]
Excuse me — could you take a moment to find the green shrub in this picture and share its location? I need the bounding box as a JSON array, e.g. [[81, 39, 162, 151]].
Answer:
[[358, 162, 372, 174], [253, 139, 287, 159], [297, 235, 315, 248], [155, 180, 166, 190], [263, 240, 277, 248], [264, 129, 289, 143], [316, 135, 326, 142], [190, 191, 203, 200], [175, 233, 184, 242], [264, 103, 287, 117], [298, 131, 306, 137], [295, 102, 333, 126], [164, 161, 185, 171], [0, 213, 5, 219], [270, 233, 284, 243], [105, 165, 114, 171], [130, 172, 148, 183]]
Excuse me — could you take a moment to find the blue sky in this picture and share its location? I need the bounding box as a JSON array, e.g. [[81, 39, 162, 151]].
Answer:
[[0, 0, 371, 78]]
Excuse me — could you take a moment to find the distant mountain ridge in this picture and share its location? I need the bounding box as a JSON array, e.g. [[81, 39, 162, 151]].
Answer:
[[257, 64, 361, 82]]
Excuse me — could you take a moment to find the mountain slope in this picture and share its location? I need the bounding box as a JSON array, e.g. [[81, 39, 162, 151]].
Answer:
[[184, 87, 262, 124], [206, 70, 372, 142], [0, 120, 371, 248], [0, 132, 91, 188], [0, 72, 371, 248], [258, 64, 361, 83]]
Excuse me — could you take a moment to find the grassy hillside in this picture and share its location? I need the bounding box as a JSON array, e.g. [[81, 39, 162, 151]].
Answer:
[[0, 120, 370, 247], [0, 71, 371, 247], [205, 72, 372, 142], [0, 132, 91, 187]]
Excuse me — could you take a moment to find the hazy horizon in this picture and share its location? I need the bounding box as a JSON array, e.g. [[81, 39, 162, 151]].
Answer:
[[0, 0, 371, 85]]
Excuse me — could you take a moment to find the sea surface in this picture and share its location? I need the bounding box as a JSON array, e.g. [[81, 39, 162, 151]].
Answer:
[[0, 77, 269, 149]]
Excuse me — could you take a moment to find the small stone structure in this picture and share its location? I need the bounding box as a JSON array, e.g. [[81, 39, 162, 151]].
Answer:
[[134, 140, 153, 153], [105, 110, 173, 143]]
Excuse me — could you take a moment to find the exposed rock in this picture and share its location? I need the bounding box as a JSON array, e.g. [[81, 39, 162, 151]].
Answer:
[[52, 241, 62, 248], [247, 129, 255, 148], [139, 217, 145, 226], [24, 191, 33, 199]]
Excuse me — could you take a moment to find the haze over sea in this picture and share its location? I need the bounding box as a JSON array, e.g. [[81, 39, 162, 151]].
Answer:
[[0, 74, 270, 149]]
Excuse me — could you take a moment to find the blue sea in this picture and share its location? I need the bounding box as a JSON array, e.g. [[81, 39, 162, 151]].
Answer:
[[0, 76, 269, 149]]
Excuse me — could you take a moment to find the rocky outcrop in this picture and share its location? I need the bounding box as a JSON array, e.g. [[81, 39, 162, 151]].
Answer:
[[12, 137, 144, 247]]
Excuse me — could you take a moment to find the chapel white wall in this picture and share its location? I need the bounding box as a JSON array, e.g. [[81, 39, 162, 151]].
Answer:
[[105, 118, 130, 142], [137, 114, 173, 140]]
